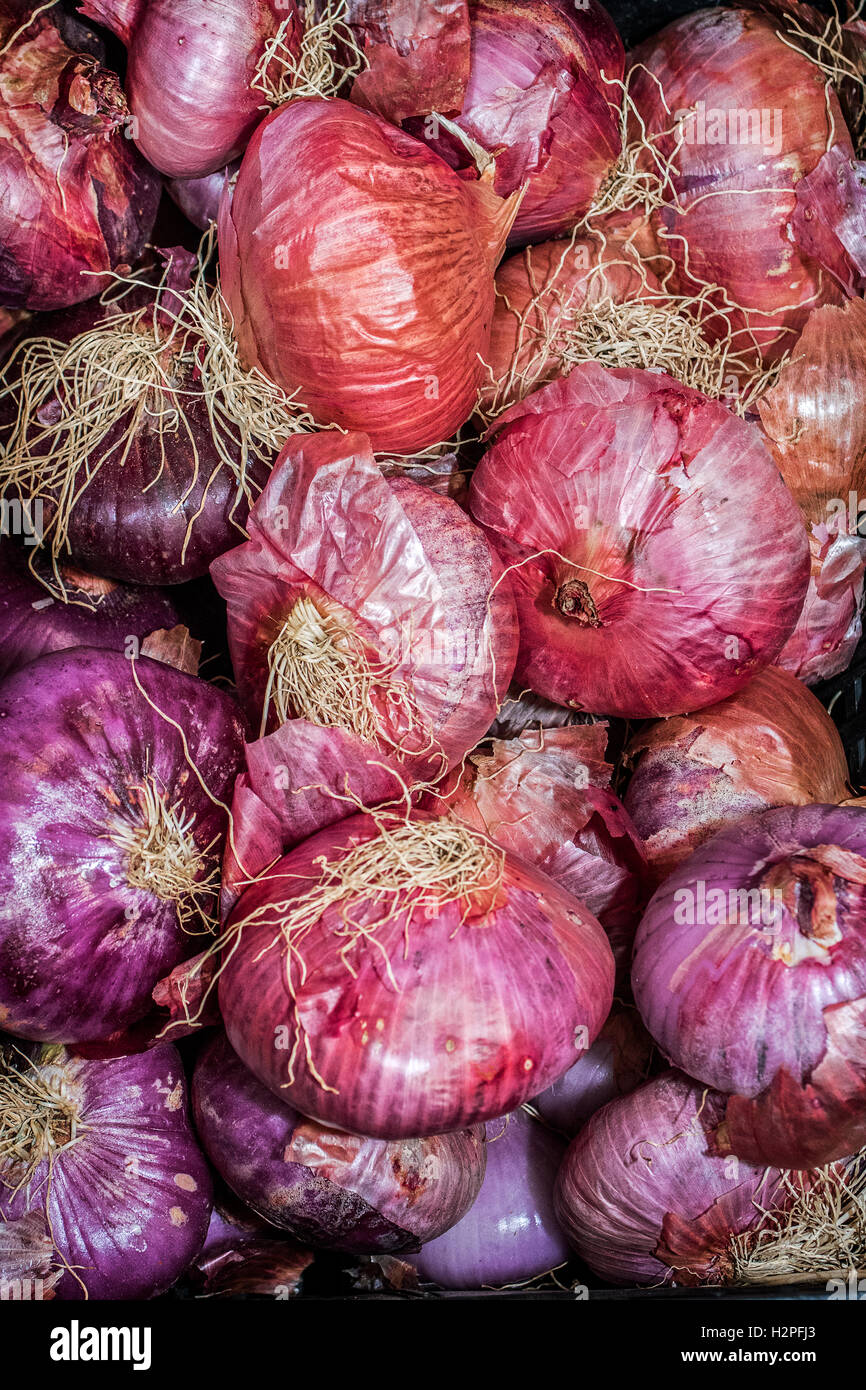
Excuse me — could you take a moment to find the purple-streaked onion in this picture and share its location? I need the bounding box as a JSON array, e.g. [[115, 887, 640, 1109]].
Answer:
[[533, 1004, 653, 1136]]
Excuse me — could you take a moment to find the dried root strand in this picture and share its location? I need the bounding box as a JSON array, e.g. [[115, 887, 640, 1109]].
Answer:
[[774, 3, 866, 156], [580, 69, 685, 230], [252, 0, 367, 107], [0, 1047, 84, 1197]]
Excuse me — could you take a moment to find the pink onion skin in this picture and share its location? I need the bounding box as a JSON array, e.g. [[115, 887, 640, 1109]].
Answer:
[[0, 546, 180, 681], [775, 528, 866, 684], [408, 0, 623, 247], [413, 1108, 570, 1288], [0, 647, 246, 1043], [218, 98, 520, 453], [193, 1033, 486, 1253], [210, 431, 518, 781], [470, 363, 811, 718], [0, 1043, 212, 1300], [628, 7, 847, 363], [554, 1071, 788, 1286], [347, 0, 471, 124], [80, 0, 294, 179], [633, 805, 866, 1169], [0, 3, 160, 311], [219, 811, 615, 1139], [623, 665, 851, 885], [533, 1004, 653, 1136], [166, 162, 239, 231]]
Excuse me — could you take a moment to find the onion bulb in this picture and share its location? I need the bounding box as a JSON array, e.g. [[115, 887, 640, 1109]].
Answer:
[[533, 1003, 653, 1136]]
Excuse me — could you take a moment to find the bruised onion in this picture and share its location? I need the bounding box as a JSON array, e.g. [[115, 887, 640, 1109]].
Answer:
[[408, 0, 624, 247], [533, 1004, 653, 1136], [624, 666, 851, 884], [0, 646, 245, 1042], [414, 1108, 570, 1288], [211, 430, 518, 782], [219, 809, 614, 1139], [0, 1041, 211, 1299], [193, 1032, 486, 1252], [218, 97, 521, 452], [0, 1, 160, 310], [633, 804, 866, 1169], [469, 363, 810, 718]]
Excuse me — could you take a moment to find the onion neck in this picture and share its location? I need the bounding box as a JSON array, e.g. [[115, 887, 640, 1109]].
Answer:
[[554, 578, 601, 628], [760, 845, 866, 960], [52, 55, 129, 137]]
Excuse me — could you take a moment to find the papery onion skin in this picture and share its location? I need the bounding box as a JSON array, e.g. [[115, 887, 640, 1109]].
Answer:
[[413, 1108, 569, 1288], [211, 431, 518, 780], [469, 363, 810, 718], [409, 0, 624, 247], [80, 0, 294, 179], [0, 544, 180, 681], [554, 1071, 788, 1286], [190, 1194, 312, 1299], [487, 684, 588, 740], [533, 1004, 653, 1136], [0, 1212, 61, 1299], [628, 6, 846, 362], [219, 811, 615, 1139], [0, 2, 160, 310], [347, 0, 471, 123], [218, 97, 520, 453], [193, 1033, 486, 1253], [633, 805, 866, 1168], [0, 1042, 212, 1299], [775, 528, 866, 684], [0, 647, 246, 1042], [624, 665, 851, 884]]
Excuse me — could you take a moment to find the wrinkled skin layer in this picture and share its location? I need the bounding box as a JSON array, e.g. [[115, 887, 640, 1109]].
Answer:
[[348, 0, 471, 123], [193, 1033, 486, 1253]]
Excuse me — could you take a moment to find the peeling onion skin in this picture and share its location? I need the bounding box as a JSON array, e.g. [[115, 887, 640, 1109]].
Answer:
[[347, 0, 471, 124], [533, 1004, 654, 1136], [0, 648, 247, 1043], [623, 666, 851, 885], [0, 1043, 212, 1300], [0, 2, 161, 311], [633, 805, 866, 1169], [775, 528, 866, 685], [219, 811, 615, 1140], [218, 98, 520, 453], [414, 1108, 570, 1288], [193, 1033, 486, 1253], [554, 1071, 788, 1286], [628, 6, 846, 363], [469, 363, 811, 718]]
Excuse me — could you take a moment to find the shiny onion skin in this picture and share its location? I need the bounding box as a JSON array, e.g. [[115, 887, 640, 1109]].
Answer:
[[426, 724, 648, 976], [0, 544, 180, 681], [413, 1108, 570, 1288], [166, 162, 239, 232], [219, 811, 615, 1139], [0, 1042, 211, 1300], [469, 363, 811, 718], [628, 7, 846, 362], [624, 666, 851, 885], [193, 1033, 486, 1253], [347, 0, 471, 123], [633, 805, 866, 1169], [0, 2, 160, 311], [79, 0, 294, 178], [0, 647, 246, 1043], [218, 98, 520, 453], [408, 0, 624, 247], [211, 431, 518, 780], [533, 1003, 653, 1136], [554, 1071, 788, 1286]]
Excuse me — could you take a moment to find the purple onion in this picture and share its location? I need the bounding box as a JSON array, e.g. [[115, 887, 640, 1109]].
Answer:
[[413, 1108, 570, 1288], [0, 647, 246, 1042], [0, 545, 180, 681], [533, 1005, 654, 1136], [166, 162, 239, 231], [189, 1193, 312, 1298], [192, 1033, 486, 1254], [0, 1042, 212, 1299]]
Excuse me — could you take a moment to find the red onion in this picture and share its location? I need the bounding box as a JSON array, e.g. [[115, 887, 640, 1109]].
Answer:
[[193, 1032, 486, 1252], [0, 1041, 211, 1299], [347, 0, 471, 124], [624, 666, 851, 885], [427, 724, 647, 975], [628, 6, 850, 364], [776, 527, 866, 683], [0, 545, 180, 681], [633, 804, 866, 1168], [0, 1, 160, 310], [210, 431, 518, 782], [219, 809, 615, 1138], [554, 1071, 793, 1286], [166, 162, 239, 232], [413, 1108, 570, 1288], [189, 1193, 312, 1298], [0, 646, 246, 1042], [469, 363, 811, 718], [533, 1003, 653, 1136], [218, 97, 521, 453], [408, 0, 624, 247]]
